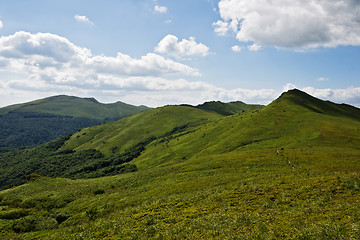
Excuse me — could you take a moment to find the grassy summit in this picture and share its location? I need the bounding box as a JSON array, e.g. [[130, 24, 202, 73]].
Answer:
[[0, 89, 359, 239], [0, 95, 149, 120], [0, 95, 149, 148]]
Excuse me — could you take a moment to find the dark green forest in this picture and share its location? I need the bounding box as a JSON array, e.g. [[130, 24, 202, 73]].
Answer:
[[0, 112, 102, 148]]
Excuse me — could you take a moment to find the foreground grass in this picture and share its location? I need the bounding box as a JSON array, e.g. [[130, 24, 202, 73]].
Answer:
[[1, 147, 359, 239]]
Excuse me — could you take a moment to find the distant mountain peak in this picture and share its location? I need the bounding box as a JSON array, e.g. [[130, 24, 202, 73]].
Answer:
[[0, 96, 150, 148], [280, 88, 312, 98], [274, 88, 360, 120]]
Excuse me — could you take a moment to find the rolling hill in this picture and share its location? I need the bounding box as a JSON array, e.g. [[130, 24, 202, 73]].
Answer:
[[0, 89, 359, 239], [0, 101, 259, 190], [192, 100, 263, 116], [0, 95, 149, 148]]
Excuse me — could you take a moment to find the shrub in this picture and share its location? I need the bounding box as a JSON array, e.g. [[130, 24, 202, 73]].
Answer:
[[94, 189, 105, 195], [54, 213, 70, 224], [26, 173, 42, 182], [86, 207, 98, 220], [343, 176, 360, 191], [0, 209, 29, 219], [12, 216, 58, 233]]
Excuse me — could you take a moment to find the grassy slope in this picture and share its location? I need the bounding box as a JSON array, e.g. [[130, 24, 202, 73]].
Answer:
[[60, 105, 224, 156], [0, 106, 223, 190], [134, 89, 360, 170], [0, 95, 150, 148], [1, 90, 360, 239], [0, 95, 149, 120], [0, 101, 262, 190]]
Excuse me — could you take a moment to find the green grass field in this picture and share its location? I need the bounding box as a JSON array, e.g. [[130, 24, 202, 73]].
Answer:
[[0, 89, 359, 239]]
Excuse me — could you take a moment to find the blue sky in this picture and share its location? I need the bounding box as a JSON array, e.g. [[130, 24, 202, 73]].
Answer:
[[0, 0, 359, 107]]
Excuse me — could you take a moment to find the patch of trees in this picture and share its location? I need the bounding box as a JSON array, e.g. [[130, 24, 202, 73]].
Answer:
[[0, 112, 103, 148], [0, 135, 145, 190]]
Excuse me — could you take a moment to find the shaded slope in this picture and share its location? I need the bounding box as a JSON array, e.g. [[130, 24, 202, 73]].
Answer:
[[0, 95, 149, 148]]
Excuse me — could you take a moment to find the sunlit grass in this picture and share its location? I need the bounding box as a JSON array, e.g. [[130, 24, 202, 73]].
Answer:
[[1, 90, 360, 239]]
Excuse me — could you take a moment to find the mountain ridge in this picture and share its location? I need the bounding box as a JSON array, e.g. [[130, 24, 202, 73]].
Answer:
[[0, 89, 360, 239], [0, 95, 149, 120], [0, 89, 359, 188], [192, 100, 264, 116], [0, 95, 150, 148]]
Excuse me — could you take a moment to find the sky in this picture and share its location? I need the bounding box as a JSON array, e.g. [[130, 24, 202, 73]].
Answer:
[[0, 0, 359, 108]]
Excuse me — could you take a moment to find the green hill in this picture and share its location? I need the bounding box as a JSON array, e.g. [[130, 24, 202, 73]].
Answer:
[[0, 89, 359, 239], [0, 95, 149, 120], [193, 100, 263, 116], [0, 105, 225, 190], [0, 95, 149, 148]]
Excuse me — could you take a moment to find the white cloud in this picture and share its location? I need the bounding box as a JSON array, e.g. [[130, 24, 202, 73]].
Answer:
[[1, 32, 359, 109], [0, 20, 3, 29], [74, 15, 94, 25], [0, 75, 278, 108], [0, 31, 206, 107], [231, 45, 242, 52], [304, 86, 360, 106], [213, 20, 229, 36], [154, 5, 168, 13], [0, 31, 200, 79], [155, 34, 210, 58], [283, 83, 297, 92], [317, 77, 329, 81], [216, 0, 360, 50], [247, 43, 261, 51], [1, 72, 359, 108]]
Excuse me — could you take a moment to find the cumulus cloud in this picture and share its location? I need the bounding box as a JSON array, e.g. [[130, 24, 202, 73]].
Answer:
[[0, 31, 200, 80], [0, 75, 278, 108], [155, 34, 210, 58], [215, 0, 360, 50], [213, 20, 229, 36], [248, 43, 261, 52], [231, 45, 242, 52], [301, 86, 360, 105], [154, 5, 168, 13], [1, 32, 359, 108], [0, 31, 209, 107], [283, 83, 297, 92], [0, 19, 3, 29], [74, 15, 94, 25]]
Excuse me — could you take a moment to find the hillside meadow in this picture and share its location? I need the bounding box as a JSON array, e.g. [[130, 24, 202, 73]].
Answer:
[[0, 89, 359, 239]]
